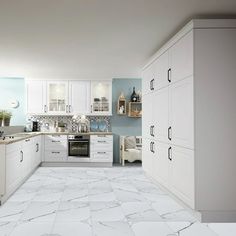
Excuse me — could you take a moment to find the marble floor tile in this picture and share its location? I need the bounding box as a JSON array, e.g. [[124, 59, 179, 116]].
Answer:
[[167, 222, 218, 236], [61, 188, 89, 202], [92, 221, 135, 236], [1, 166, 235, 236], [20, 201, 59, 222], [151, 196, 196, 222], [121, 202, 162, 222], [114, 189, 146, 202], [55, 201, 90, 222], [0, 202, 29, 222], [52, 221, 93, 236], [208, 223, 236, 236], [90, 202, 126, 222], [0, 222, 16, 236], [131, 222, 175, 236], [9, 221, 53, 236]]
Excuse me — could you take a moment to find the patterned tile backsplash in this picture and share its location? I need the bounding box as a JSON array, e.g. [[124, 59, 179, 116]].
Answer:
[[26, 115, 111, 132]]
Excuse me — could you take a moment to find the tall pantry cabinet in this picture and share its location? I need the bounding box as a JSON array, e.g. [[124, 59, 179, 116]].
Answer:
[[142, 19, 236, 222]]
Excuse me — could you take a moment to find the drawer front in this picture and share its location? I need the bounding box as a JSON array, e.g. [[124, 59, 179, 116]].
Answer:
[[90, 141, 113, 152], [90, 151, 113, 162], [44, 150, 67, 162], [90, 135, 113, 142], [45, 135, 67, 150]]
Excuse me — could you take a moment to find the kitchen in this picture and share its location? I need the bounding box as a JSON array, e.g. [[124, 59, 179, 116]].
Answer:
[[0, 1, 236, 236]]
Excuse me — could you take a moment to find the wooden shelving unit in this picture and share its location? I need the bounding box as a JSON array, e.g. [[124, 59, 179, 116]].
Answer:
[[128, 102, 142, 118]]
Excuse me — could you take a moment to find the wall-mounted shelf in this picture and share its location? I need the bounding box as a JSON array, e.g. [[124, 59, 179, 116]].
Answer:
[[117, 97, 127, 115], [128, 102, 142, 118]]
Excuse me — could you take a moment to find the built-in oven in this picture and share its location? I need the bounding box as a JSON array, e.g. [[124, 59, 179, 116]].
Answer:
[[68, 135, 90, 162]]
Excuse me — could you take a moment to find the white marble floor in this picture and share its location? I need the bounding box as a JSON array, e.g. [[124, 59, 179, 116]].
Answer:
[[0, 167, 235, 236]]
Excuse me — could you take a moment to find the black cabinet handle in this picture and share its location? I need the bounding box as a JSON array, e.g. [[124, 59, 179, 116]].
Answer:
[[151, 142, 155, 153], [36, 143, 39, 152], [168, 68, 171, 83], [151, 125, 155, 137], [97, 152, 106, 154], [168, 147, 172, 161], [20, 150, 23, 162], [25, 139, 30, 142], [44, 105, 47, 113], [52, 151, 60, 154], [52, 140, 61, 143], [168, 126, 172, 141], [150, 142, 152, 152]]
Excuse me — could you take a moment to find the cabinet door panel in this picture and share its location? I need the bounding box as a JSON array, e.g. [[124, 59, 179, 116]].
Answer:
[[142, 94, 153, 139], [69, 81, 90, 114], [142, 138, 154, 175], [169, 77, 194, 149], [169, 145, 194, 208], [170, 30, 193, 83], [142, 65, 154, 95], [155, 51, 169, 90], [47, 81, 69, 114], [153, 87, 169, 143], [26, 81, 46, 114], [152, 141, 170, 187]]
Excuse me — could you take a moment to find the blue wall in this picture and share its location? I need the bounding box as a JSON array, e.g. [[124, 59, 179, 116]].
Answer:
[[0, 77, 26, 125], [111, 78, 142, 163]]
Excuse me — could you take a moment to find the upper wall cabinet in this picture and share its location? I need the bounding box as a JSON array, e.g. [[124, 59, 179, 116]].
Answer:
[[47, 81, 69, 114], [26, 80, 46, 114], [91, 81, 112, 115], [69, 81, 91, 115], [26, 80, 112, 115]]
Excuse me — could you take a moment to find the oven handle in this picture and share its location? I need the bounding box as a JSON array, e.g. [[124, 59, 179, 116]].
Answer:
[[68, 140, 89, 143]]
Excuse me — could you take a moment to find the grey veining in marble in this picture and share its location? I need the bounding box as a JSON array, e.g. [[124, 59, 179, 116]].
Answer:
[[0, 166, 235, 236]]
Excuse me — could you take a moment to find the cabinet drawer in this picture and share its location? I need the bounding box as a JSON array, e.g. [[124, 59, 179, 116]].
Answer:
[[90, 151, 113, 162], [45, 136, 67, 150], [90, 135, 113, 142], [44, 150, 67, 162], [90, 140, 113, 152]]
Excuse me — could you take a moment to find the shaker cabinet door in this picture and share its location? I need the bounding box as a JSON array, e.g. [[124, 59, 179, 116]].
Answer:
[[69, 81, 91, 114], [142, 93, 153, 139], [169, 76, 194, 149]]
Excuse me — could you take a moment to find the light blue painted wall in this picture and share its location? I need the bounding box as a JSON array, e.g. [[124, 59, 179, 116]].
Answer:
[[0, 77, 26, 125], [111, 78, 142, 163]]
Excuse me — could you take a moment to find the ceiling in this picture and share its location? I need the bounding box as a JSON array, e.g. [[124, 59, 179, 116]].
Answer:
[[0, 0, 236, 79]]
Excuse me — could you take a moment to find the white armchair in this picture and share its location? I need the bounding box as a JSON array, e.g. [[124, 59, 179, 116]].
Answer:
[[120, 136, 142, 166]]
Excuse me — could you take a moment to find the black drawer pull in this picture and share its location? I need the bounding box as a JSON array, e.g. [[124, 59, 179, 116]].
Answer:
[[168, 147, 172, 161], [52, 151, 60, 154]]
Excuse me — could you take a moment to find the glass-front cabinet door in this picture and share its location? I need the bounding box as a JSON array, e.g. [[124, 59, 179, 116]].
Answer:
[[47, 81, 69, 114], [91, 81, 112, 115]]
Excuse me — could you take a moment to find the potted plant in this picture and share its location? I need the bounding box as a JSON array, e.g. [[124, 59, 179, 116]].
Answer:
[[0, 111, 3, 126], [2, 111, 12, 126]]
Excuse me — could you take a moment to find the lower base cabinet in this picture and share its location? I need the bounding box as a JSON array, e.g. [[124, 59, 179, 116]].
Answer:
[[142, 138, 194, 208]]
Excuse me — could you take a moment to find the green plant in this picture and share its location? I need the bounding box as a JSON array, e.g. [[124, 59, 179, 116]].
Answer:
[[2, 110, 12, 119], [0, 110, 3, 119]]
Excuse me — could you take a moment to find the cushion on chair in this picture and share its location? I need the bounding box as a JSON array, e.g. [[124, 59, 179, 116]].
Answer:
[[124, 136, 136, 150]]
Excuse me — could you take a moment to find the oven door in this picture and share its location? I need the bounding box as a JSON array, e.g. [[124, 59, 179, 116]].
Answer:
[[68, 139, 90, 157]]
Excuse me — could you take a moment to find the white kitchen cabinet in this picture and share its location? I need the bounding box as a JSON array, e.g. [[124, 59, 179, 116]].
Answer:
[[142, 94, 153, 139], [90, 135, 113, 163], [69, 81, 91, 115], [155, 50, 169, 90], [47, 81, 69, 114], [152, 141, 170, 187], [169, 145, 194, 208], [142, 64, 155, 96], [153, 87, 169, 143], [169, 30, 193, 83], [142, 138, 155, 174], [44, 135, 67, 162], [91, 81, 112, 115], [169, 76, 194, 149], [142, 20, 236, 222], [26, 80, 46, 114], [5, 142, 22, 195], [22, 138, 34, 176], [32, 136, 42, 168]]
